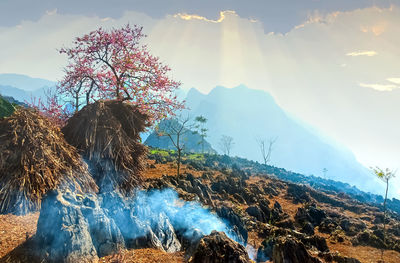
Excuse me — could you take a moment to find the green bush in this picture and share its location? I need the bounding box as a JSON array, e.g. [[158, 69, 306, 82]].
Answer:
[[0, 96, 15, 118]]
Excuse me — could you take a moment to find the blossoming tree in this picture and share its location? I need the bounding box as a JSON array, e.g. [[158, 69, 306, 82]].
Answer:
[[58, 24, 184, 121]]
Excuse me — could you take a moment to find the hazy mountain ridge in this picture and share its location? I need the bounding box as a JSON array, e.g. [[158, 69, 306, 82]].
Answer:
[[0, 74, 55, 103], [184, 85, 384, 196], [0, 74, 54, 91]]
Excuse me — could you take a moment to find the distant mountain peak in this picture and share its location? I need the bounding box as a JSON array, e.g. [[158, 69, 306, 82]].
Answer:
[[0, 73, 55, 91], [183, 84, 382, 195]]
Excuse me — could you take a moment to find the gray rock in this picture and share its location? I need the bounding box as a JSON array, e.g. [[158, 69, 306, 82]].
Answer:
[[187, 231, 250, 263], [35, 190, 99, 263], [81, 195, 125, 257], [151, 213, 182, 252], [272, 236, 322, 263]]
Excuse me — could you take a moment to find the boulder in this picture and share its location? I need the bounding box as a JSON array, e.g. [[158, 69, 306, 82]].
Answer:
[[301, 222, 315, 236], [101, 191, 181, 252], [351, 230, 385, 249], [275, 219, 295, 230], [340, 218, 367, 236], [319, 252, 361, 263], [245, 206, 266, 223], [188, 231, 251, 263], [301, 235, 329, 252], [273, 201, 283, 213], [318, 218, 339, 234], [35, 190, 124, 262], [272, 236, 322, 263], [150, 213, 182, 252], [257, 238, 274, 262], [35, 189, 184, 262], [295, 205, 326, 227], [287, 184, 312, 204], [216, 206, 248, 244], [81, 195, 125, 257]]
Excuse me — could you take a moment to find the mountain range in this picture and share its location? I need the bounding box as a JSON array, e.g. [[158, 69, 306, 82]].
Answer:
[[0, 74, 385, 196], [0, 73, 55, 103], [183, 85, 383, 195]]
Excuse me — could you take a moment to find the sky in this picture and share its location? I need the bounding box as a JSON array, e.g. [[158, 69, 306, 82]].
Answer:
[[0, 0, 399, 192]]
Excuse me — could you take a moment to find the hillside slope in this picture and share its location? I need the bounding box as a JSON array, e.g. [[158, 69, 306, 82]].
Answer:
[[2, 152, 400, 263], [184, 85, 383, 195]]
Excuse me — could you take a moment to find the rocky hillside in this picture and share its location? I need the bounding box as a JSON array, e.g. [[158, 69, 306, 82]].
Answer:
[[1, 151, 399, 263]]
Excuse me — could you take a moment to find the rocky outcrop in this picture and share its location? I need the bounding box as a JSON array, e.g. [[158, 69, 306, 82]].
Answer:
[[34, 189, 183, 262], [187, 231, 251, 263], [272, 236, 322, 263], [216, 206, 248, 244], [256, 227, 328, 262], [35, 190, 120, 262], [295, 204, 327, 227], [319, 252, 361, 263]]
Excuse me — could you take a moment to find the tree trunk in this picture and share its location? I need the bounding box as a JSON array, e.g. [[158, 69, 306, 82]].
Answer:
[[177, 148, 181, 177], [383, 179, 389, 243], [75, 94, 79, 113], [177, 134, 181, 177], [381, 179, 389, 262]]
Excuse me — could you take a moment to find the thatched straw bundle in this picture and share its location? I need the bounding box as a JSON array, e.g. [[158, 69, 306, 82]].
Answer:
[[0, 108, 98, 214], [62, 100, 150, 193]]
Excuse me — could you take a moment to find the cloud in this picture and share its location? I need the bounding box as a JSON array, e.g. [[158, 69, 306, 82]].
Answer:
[[387, 78, 400, 84], [360, 22, 388, 36], [0, 0, 395, 33], [359, 83, 399, 91], [346, 50, 377, 57], [172, 10, 237, 23], [0, 4, 400, 188], [46, 9, 58, 16]]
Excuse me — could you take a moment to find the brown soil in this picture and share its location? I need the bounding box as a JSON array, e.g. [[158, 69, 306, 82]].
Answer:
[[329, 242, 400, 263], [0, 213, 38, 258], [99, 249, 184, 263]]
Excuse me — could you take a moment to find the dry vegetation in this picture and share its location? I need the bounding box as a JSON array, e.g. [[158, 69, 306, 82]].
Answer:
[[0, 212, 38, 258], [62, 101, 149, 193], [99, 249, 184, 263], [0, 108, 97, 214]]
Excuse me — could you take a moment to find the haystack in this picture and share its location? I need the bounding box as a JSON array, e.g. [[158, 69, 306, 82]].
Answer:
[[61, 100, 150, 193], [0, 108, 98, 214]]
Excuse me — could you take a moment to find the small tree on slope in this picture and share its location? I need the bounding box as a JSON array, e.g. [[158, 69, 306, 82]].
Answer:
[[371, 166, 396, 262], [194, 115, 208, 153], [156, 117, 192, 176], [219, 135, 234, 156]]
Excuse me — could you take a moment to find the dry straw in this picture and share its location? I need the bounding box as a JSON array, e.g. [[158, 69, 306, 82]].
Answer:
[[0, 108, 98, 214], [62, 100, 150, 194]]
